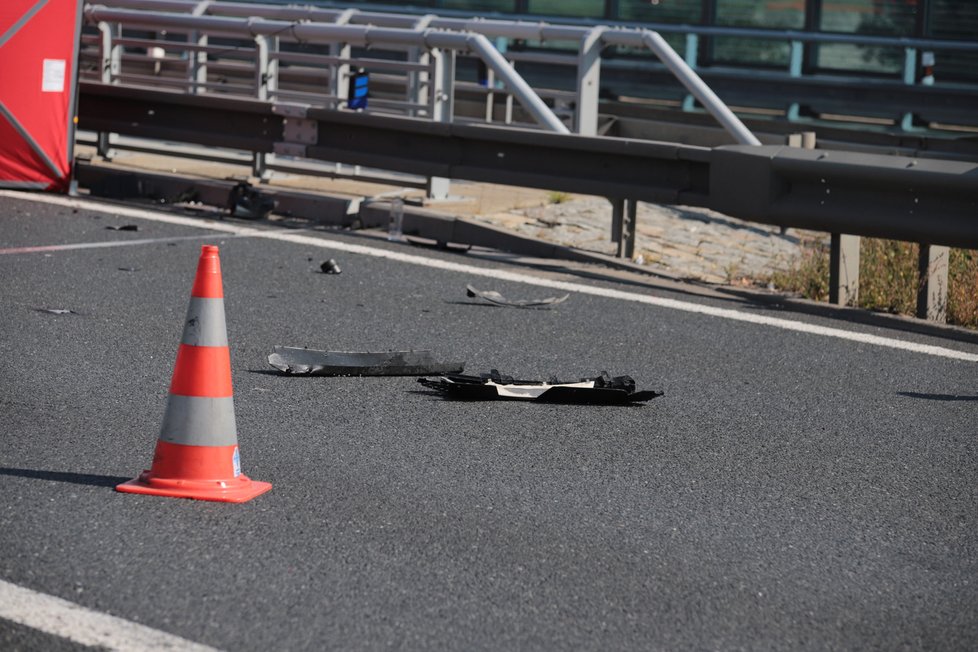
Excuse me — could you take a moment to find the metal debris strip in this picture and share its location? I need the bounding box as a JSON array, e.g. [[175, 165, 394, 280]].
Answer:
[[267, 346, 464, 376], [35, 308, 78, 315], [105, 224, 139, 231], [465, 284, 569, 309], [418, 370, 663, 404]]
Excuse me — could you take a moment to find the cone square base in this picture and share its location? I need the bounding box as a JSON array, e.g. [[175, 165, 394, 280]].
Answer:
[[116, 472, 272, 503]]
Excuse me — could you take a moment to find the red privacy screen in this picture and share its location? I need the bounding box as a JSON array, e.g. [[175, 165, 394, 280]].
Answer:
[[0, 0, 82, 192]]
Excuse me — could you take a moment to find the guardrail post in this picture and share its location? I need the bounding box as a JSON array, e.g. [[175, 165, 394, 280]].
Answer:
[[427, 48, 455, 200], [329, 43, 351, 110], [481, 37, 508, 123], [188, 31, 208, 94], [96, 22, 121, 160], [611, 198, 636, 259], [575, 27, 605, 136], [188, 0, 212, 94], [786, 40, 804, 121], [252, 34, 278, 180], [829, 233, 860, 306], [681, 33, 698, 112], [917, 244, 949, 322], [408, 15, 436, 118], [900, 47, 918, 131]]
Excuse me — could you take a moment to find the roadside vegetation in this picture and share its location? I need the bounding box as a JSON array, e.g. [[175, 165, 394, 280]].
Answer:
[[767, 238, 978, 329]]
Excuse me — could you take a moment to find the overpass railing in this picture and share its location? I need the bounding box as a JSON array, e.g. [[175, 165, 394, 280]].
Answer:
[[90, 0, 978, 132]]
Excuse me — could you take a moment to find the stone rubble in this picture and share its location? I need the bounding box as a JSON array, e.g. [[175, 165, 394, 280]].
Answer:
[[468, 194, 817, 284]]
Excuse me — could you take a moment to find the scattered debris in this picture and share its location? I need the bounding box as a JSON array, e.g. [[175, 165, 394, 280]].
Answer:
[[105, 224, 139, 231], [36, 308, 77, 315], [226, 181, 276, 219], [418, 370, 662, 404], [466, 284, 569, 309], [267, 346, 464, 376], [320, 259, 342, 274]]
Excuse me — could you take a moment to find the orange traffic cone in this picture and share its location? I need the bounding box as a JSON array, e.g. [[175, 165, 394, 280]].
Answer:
[[117, 245, 272, 503]]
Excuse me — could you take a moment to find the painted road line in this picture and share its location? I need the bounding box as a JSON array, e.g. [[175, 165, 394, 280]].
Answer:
[[0, 579, 222, 652], [4, 190, 977, 364], [0, 233, 237, 255]]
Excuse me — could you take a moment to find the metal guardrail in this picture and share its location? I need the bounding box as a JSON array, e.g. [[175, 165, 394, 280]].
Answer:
[[82, 2, 760, 145], [77, 82, 978, 322], [94, 0, 978, 132]]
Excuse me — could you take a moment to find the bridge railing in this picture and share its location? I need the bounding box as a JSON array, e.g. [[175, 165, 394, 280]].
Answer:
[[92, 0, 978, 131]]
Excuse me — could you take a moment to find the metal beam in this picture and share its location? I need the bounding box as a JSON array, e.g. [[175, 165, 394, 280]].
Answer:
[[77, 82, 978, 249]]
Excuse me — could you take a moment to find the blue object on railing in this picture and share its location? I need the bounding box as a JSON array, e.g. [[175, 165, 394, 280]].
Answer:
[[348, 68, 368, 110]]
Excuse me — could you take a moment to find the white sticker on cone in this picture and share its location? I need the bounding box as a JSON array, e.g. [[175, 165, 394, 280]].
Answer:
[[232, 446, 241, 477], [42, 59, 66, 93]]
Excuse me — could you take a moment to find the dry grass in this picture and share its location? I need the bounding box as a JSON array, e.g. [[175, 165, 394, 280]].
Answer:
[[768, 238, 978, 329], [547, 191, 572, 205]]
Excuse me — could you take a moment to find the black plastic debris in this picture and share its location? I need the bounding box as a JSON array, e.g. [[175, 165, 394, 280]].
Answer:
[[466, 284, 568, 309], [105, 224, 139, 231], [117, 267, 139, 272], [226, 181, 276, 219], [418, 370, 662, 404], [320, 259, 342, 274], [268, 346, 464, 376]]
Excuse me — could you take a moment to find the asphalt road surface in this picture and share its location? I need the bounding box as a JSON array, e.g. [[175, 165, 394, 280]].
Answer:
[[1, 191, 976, 651]]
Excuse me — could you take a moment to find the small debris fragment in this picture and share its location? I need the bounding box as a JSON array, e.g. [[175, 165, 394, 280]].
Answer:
[[268, 346, 463, 376], [105, 224, 139, 231], [117, 267, 139, 272], [320, 259, 342, 274], [36, 308, 77, 315], [418, 370, 662, 404], [226, 181, 276, 219], [466, 284, 568, 309]]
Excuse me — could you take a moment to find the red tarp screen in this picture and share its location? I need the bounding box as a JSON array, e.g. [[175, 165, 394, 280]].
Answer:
[[0, 0, 81, 192]]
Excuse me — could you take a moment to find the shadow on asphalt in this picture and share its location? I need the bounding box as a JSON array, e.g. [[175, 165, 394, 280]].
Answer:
[[0, 467, 130, 488]]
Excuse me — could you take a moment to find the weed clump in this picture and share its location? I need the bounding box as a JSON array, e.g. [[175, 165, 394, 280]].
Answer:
[[767, 238, 978, 329]]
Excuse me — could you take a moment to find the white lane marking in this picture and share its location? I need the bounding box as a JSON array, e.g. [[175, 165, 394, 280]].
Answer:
[[0, 579, 222, 652], [0, 233, 235, 255], [5, 190, 977, 363]]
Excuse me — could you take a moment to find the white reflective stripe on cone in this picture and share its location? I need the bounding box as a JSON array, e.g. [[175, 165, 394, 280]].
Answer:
[[159, 395, 238, 446], [180, 297, 229, 347]]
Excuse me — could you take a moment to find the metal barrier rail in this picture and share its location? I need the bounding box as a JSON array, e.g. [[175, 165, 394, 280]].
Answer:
[[77, 81, 978, 322], [96, 0, 978, 131], [83, 2, 760, 144]]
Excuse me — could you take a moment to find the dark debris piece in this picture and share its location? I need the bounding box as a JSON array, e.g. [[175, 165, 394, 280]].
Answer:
[[226, 181, 276, 219], [105, 224, 139, 231], [320, 259, 342, 274], [418, 370, 662, 404], [268, 346, 464, 376], [466, 284, 568, 309]]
